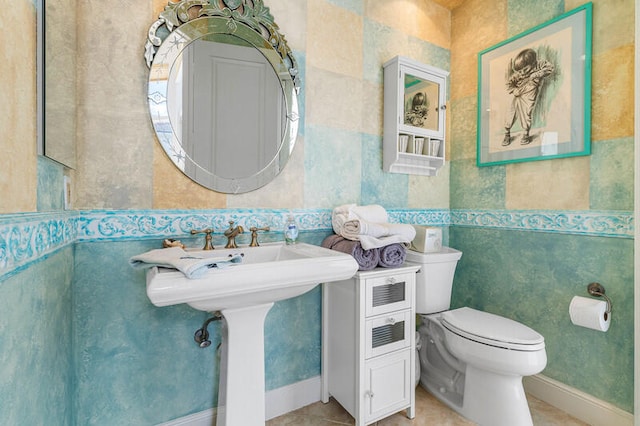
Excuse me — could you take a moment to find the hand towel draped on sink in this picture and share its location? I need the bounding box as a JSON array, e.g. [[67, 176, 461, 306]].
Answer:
[[129, 247, 243, 279]]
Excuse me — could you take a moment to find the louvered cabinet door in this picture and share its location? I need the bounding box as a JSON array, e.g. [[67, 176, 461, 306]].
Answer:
[[365, 273, 414, 317], [365, 310, 411, 358]]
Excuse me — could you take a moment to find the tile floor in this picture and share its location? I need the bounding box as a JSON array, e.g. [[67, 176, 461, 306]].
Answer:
[[266, 385, 588, 425]]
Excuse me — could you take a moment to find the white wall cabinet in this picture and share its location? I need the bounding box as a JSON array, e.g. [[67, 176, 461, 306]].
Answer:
[[383, 56, 449, 176], [322, 265, 420, 426]]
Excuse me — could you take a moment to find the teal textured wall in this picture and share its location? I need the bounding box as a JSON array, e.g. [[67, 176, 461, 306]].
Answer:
[[0, 247, 74, 425], [73, 240, 219, 423], [450, 227, 634, 412], [72, 233, 327, 424], [446, 0, 635, 413]]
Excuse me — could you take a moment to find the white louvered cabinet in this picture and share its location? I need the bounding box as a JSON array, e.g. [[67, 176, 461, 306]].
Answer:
[[321, 265, 420, 426]]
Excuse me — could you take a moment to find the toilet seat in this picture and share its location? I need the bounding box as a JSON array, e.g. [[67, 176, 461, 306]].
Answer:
[[441, 307, 545, 352]]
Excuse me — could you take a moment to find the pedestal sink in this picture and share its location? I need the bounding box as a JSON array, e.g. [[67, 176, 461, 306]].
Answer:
[[145, 242, 358, 425]]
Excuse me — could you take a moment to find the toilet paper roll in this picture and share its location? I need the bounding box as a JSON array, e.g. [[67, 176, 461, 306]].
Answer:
[[569, 296, 610, 332]]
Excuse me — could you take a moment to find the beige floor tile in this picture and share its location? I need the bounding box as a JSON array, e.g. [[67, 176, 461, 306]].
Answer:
[[267, 385, 588, 426]]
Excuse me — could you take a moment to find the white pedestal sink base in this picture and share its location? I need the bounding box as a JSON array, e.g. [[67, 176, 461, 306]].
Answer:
[[143, 243, 359, 425], [216, 302, 274, 426]]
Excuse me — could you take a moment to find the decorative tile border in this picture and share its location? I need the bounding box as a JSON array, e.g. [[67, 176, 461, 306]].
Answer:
[[75, 209, 332, 241], [0, 208, 633, 281], [388, 209, 451, 226], [0, 211, 77, 279], [75, 208, 450, 241], [452, 210, 634, 238]]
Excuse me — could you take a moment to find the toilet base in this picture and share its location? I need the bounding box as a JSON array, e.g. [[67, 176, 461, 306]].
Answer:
[[459, 365, 533, 426], [420, 364, 534, 426]]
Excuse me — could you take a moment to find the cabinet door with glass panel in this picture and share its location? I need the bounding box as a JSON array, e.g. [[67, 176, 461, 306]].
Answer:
[[383, 56, 448, 176]]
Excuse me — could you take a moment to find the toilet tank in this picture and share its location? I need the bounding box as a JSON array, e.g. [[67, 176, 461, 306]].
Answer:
[[404, 247, 462, 314]]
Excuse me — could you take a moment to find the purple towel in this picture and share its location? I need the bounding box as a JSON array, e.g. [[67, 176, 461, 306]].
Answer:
[[378, 243, 406, 268], [322, 234, 380, 271]]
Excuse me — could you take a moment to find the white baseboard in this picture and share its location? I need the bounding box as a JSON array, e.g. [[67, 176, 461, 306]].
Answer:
[[523, 374, 633, 426], [156, 408, 216, 426], [264, 375, 322, 420], [157, 375, 322, 425]]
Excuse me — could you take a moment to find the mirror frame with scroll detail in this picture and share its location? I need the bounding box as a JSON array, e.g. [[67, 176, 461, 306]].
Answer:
[[145, 0, 301, 194]]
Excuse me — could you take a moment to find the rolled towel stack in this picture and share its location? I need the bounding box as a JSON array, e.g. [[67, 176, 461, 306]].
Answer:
[[322, 234, 406, 271], [378, 243, 407, 268], [331, 204, 416, 250], [321, 234, 379, 271]]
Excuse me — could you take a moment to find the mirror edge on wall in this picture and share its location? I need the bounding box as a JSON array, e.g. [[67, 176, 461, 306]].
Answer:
[[37, 0, 78, 170], [37, 0, 43, 157]]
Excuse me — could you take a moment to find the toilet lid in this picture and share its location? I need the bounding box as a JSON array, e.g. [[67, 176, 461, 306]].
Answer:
[[441, 307, 545, 351]]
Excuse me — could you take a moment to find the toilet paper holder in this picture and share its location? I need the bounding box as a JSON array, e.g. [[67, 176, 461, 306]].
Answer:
[[587, 282, 612, 314]]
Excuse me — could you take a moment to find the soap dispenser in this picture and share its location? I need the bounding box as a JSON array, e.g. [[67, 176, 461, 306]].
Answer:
[[284, 214, 299, 245]]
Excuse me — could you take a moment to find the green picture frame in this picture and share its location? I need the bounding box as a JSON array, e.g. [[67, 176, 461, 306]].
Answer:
[[477, 3, 592, 167]]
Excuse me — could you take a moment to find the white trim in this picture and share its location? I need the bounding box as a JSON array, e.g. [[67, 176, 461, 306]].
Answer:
[[264, 376, 321, 420], [524, 374, 633, 426], [155, 409, 215, 426], [156, 376, 322, 425]]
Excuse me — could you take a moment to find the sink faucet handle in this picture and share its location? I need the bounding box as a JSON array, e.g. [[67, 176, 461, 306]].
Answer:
[[227, 220, 243, 229], [190, 228, 215, 250], [223, 221, 244, 249], [249, 226, 270, 247]]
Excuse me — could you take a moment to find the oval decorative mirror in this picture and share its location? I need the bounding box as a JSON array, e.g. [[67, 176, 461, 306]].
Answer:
[[145, 0, 300, 194]]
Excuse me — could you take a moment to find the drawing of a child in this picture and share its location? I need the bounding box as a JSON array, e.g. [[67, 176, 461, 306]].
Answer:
[[405, 92, 429, 127], [503, 48, 554, 146]]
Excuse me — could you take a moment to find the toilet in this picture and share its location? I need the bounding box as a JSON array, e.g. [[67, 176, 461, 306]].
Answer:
[[405, 247, 547, 426]]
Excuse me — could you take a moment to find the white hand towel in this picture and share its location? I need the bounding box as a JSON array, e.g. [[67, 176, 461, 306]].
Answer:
[[129, 247, 243, 279], [348, 204, 389, 223], [341, 220, 392, 240], [358, 231, 415, 250], [331, 204, 356, 235], [331, 204, 416, 249], [332, 204, 388, 235]]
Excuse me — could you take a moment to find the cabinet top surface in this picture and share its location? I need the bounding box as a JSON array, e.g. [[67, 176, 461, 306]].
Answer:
[[383, 55, 449, 77], [354, 264, 421, 278]]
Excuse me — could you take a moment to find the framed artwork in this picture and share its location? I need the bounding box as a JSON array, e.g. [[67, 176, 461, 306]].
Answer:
[[477, 3, 592, 167]]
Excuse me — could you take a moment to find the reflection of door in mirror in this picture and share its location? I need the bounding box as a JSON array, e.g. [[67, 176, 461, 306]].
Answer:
[[403, 74, 440, 132], [170, 40, 284, 181]]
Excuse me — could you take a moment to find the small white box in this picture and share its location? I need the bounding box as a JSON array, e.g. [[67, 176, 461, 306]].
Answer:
[[410, 226, 442, 253]]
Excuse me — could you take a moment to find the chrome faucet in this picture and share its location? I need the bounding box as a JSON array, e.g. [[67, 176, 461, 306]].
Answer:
[[224, 221, 244, 248]]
